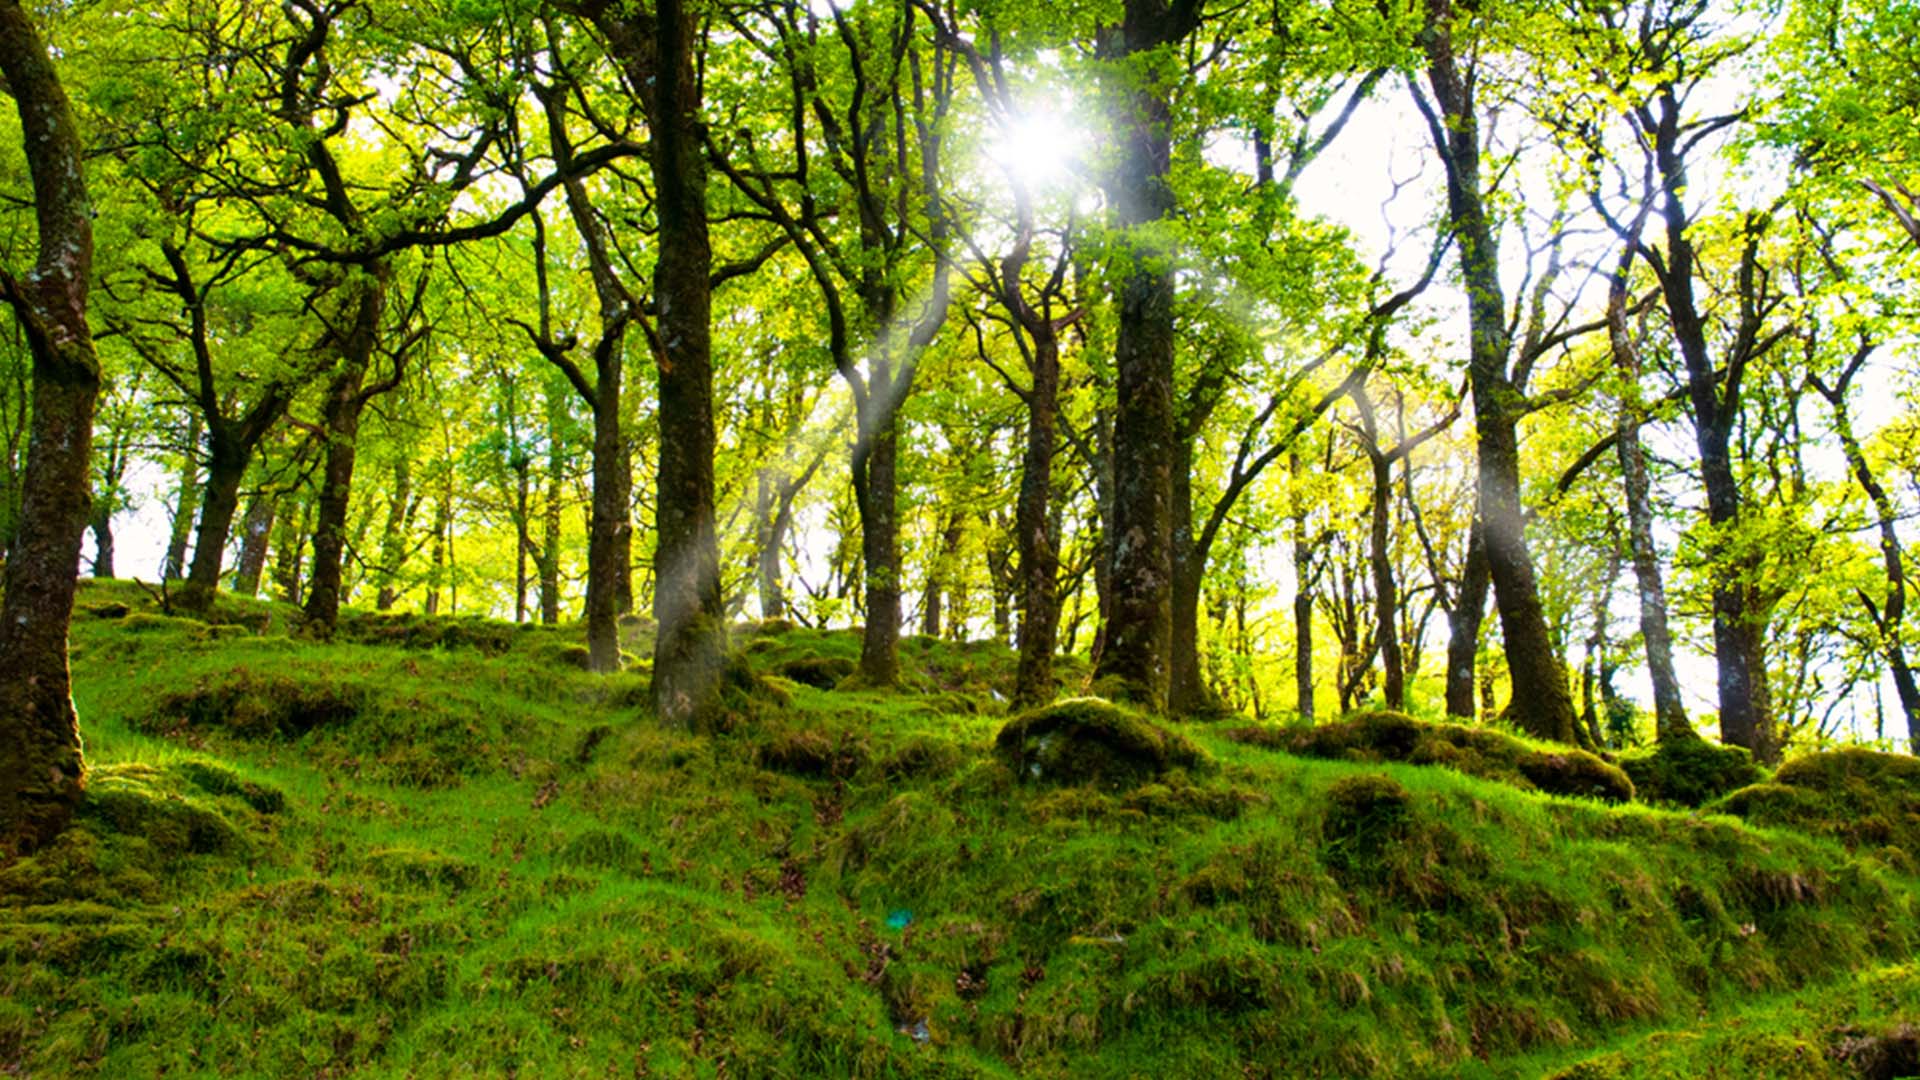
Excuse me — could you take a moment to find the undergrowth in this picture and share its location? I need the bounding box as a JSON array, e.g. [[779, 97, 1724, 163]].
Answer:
[[0, 579, 1913, 1078]]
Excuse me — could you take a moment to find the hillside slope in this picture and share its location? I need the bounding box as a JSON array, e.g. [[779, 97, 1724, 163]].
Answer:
[[1, 582, 1915, 1078]]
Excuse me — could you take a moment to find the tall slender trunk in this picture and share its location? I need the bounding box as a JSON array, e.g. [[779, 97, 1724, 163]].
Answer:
[[1168, 437, 1208, 713], [1092, 3, 1194, 709], [425, 481, 451, 616], [755, 472, 786, 619], [647, 0, 728, 728], [304, 278, 387, 630], [1418, 3, 1579, 741], [853, 396, 903, 685], [233, 489, 274, 597], [1646, 91, 1770, 759], [513, 459, 531, 621], [540, 430, 564, 625], [376, 458, 413, 611], [0, 0, 99, 852], [272, 495, 309, 605], [1366, 448, 1405, 710], [585, 373, 627, 670], [1013, 342, 1063, 706], [1444, 521, 1489, 719], [1610, 277, 1692, 742], [162, 413, 202, 581], [1291, 452, 1316, 720]]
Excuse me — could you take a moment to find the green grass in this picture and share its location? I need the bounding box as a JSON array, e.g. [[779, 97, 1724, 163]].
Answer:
[[1, 579, 1915, 1077]]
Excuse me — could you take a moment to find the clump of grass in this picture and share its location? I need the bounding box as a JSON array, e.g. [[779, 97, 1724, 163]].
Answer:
[[1228, 709, 1635, 803]]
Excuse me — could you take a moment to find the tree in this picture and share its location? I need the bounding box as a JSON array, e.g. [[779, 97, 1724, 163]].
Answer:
[[0, 0, 101, 852], [1412, 5, 1584, 743]]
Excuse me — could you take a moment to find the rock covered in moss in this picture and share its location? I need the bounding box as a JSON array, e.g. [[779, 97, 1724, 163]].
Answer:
[[994, 697, 1209, 790], [1619, 737, 1763, 807]]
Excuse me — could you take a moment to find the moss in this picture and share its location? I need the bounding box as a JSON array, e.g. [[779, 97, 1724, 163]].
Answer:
[[880, 737, 964, 783], [1717, 748, 1920, 855], [364, 847, 478, 892], [83, 766, 244, 856], [1120, 780, 1254, 821], [559, 829, 645, 873], [1519, 750, 1637, 803], [757, 728, 870, 779], [995, 698, 1210, 790], [83, 601, 130, 619], [147, 668, 366, 738], [1228, 710, 1634, 803], [776, 654, 857, 690], [1620, 738, 1765, 807]]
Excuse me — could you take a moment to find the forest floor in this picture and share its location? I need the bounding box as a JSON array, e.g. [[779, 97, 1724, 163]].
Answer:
[[2, 579, 1917, 1078]]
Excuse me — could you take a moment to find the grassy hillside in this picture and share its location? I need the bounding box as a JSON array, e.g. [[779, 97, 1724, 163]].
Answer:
[[1, 581, 1915, 1078]]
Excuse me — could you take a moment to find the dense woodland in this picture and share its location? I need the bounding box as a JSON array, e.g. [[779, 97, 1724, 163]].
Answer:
[[7, 1, 1920, 1074], [1, 0, 1919, 865]]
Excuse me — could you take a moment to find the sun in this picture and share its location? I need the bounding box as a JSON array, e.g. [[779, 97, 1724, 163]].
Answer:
[[986, 105, 1084, 192]]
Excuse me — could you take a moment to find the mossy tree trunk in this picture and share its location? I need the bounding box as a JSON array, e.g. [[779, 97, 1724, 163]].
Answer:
[[636, 0, 730, 730], [0, 0, 100, 854], [161, 412, 202, 581], [1091, 0, 1204, 712]]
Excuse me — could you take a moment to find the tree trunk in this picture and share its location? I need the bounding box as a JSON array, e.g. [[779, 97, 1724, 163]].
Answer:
[[1290, 452, 1317, 720], [161, 413, 202, 581], [1367, 448, 1405, 710], [425, 482, 451, 616], [376, 458, 414, 612], [89, 500, 114, 579], [233, 489, 274, 598], [1419, 8, 1578, 742], [272, 495, 309, 606], [1614, 369, 1692, 744], [647, 0, 729, 729], [0, 0, 99, 853], [1646, 92, 1771, 759], [585, 375, 628, 671], [1444, 521, 1489, 720], [1092, 11, 1188, 710], [1013, 342, 1063, 707], [304, 278, 387, 630], [180, 440, 248, 608], [853, 400, 903, 685], [540, 432, 564, 625], [755, 472, 787, 620]]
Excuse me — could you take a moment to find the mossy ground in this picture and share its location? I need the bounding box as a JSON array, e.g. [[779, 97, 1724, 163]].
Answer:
[[2, 579, 1915, 1077]]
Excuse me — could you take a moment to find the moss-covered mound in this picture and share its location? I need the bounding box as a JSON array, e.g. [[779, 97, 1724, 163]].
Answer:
[[776, 654, 858, 689], [1717, 749, 1920, 865], [1620, 736, 1765, 807], [1227, 710, 1635, 803], [995, 697, 1209, 790]]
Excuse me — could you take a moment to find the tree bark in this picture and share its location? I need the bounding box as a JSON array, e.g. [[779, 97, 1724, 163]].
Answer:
[[89, 501, 114, 579], [1645, 89, 1771, 759], [1417, 0, 1580, 742], [1092, 0, 1202, 711], [1608, 246, 1693, 742], [853, 397, 904, 684], [0, 0, 99, 853], [376, 459, 414, 612], [1443, 520, 1489, 719], [233, 489, 275, 598], [1013, 340, 1063, 707], [304, 277, 387, 630], [646, 0, 730, 730], [1291, 452, 1317, 720], [161, 413, 202, 581]]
